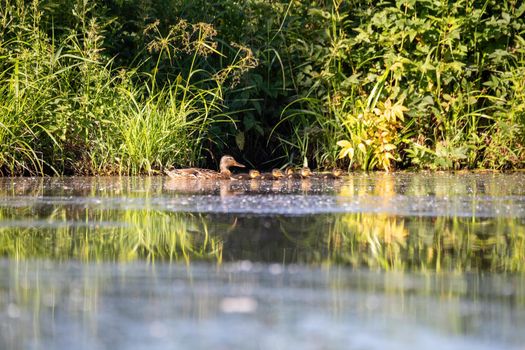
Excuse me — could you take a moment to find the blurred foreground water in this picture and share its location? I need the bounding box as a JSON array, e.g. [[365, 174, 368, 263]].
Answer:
[[0, 173, 524, 349]]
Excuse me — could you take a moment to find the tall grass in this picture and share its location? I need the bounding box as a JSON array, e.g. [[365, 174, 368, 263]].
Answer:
[[0, 0, 254, 175], [1, 0, 524, 173]]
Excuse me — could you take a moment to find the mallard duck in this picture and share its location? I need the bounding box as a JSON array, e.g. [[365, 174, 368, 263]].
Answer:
[[164, 155, 245, 179], [231, 169, 261, 180]]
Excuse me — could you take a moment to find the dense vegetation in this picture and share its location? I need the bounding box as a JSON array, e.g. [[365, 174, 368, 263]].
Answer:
[[1, 0, 524, 175]]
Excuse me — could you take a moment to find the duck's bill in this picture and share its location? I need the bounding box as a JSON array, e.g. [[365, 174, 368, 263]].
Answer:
[[233, 161, 246, 168]]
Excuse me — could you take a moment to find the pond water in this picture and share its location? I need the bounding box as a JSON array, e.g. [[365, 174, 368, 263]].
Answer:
[[1, 173, 524, 349]]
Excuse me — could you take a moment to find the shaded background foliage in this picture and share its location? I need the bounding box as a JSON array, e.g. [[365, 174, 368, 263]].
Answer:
[[0, 0, 524, 174]]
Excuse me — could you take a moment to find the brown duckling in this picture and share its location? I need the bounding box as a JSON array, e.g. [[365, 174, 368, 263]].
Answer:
[[165, 155, 245, 179], [332, 168, 344, 178], [272, 168, 286, 179], [260, 168, 286, 180], [300, 167, 313, 178], [318, 168, 344, 179], [285, 167, 299, 179], [231, 169, 261, 180], [285, 166, 312, 179]]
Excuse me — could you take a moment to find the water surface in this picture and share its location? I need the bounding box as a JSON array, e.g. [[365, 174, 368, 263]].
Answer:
[[0, 174, 524, 349]]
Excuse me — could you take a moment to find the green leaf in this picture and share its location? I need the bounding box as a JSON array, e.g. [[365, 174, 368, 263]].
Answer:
[[517, 2, 525, 17], [235, 132, 245, 151], [337, 140, 352, 148], [383, 144, 396, 151]]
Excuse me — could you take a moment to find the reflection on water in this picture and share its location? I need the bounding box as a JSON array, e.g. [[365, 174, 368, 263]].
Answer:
[[1, 261, 525, 350], [1, 174, 525, 349], [0, 175, 524, 271], [2, 210, 525, 272]]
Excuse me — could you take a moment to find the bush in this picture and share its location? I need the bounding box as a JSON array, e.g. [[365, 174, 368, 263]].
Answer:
[[1, 0, 524, 174]]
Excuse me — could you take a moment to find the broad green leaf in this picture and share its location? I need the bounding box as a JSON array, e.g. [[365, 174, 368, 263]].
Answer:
[[235, 132, 245, 151]]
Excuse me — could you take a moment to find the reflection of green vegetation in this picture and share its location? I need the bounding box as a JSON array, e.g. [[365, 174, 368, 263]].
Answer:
[[2, 205, 524, 271], [0, 177, 227, 263], [324, 174, 525, 272], [1, 175, 525, 272], [324, 214, 525, 273], [0, 209, 223, 264]]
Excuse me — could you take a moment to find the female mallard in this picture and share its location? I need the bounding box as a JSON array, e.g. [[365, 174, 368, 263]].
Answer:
[[164, 155, 245, 179]]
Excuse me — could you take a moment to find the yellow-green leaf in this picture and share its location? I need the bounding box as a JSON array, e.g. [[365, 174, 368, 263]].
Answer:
[[338, 146, 355, 159], [383, 143, 396, 151], [337, 140, 352, 148], [384, 152, 396, 160]]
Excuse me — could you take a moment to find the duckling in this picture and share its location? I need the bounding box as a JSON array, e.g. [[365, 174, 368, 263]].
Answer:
[[318, 168, 344, 179], [332, 168, 344, 178], [284, 166, 311, 179], [165, 155, 245, 179], [231, 169, 261, 180], [260, 168, 286, 180], [271, 168, 286, 180], [285, 167, 300, 179], [300, 167, 313, 178]]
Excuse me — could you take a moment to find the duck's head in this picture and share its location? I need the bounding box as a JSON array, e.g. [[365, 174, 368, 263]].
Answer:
[[272, 168, 285, 179], [285, 167, 295, 176], [249, 170, 261, 179], [219, 155, 245, 174]]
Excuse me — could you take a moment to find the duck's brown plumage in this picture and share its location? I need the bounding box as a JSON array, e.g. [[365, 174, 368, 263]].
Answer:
[[164, 155, 245, 179]]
